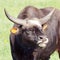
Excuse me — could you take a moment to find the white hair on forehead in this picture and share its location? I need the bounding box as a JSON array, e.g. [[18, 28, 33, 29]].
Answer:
[[29, 20, 41, 26], [28, 18, 42, 27], [22, 18, 42, 28]]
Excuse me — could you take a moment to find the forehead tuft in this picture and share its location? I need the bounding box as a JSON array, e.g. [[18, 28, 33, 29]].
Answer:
[[28, 19, 42, 28], [21, 18, 42, 29]]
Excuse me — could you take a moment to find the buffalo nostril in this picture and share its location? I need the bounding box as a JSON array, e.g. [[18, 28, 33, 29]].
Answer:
[[39, 36, 43, 39]]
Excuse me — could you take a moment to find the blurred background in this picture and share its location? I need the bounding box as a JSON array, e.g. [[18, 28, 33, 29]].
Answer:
[[0, 0, 60, 60]]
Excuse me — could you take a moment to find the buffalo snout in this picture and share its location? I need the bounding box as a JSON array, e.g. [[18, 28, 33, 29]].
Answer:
[[37, 36, 49, 48]]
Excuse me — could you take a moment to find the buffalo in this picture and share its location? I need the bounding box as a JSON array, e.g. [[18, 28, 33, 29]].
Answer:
[[4, 6, 60, 60]]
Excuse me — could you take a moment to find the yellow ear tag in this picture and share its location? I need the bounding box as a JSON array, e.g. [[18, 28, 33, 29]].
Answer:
[[10, 27, 19, 34], [43, 24, 48, 31]]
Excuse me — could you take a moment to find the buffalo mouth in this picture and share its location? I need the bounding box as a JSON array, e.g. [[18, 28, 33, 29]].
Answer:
[[37, 37, 49, 48]]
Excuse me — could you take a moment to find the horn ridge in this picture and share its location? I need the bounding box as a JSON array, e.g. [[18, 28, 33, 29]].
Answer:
[[39, 8, 55, 24]]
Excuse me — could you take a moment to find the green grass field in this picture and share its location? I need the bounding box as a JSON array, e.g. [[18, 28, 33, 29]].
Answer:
[[0, 0, 60, 60]]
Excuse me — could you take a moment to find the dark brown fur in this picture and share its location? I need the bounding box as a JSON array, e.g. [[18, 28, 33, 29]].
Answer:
[[10, 6, 60, 60]]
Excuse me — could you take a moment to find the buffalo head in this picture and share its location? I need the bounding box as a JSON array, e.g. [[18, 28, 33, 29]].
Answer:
[[4, 8, 55, 48]]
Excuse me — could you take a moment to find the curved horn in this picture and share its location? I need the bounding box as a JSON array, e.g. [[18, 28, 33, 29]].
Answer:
[[4, 9, 27, 25], [40, 8, 55, 24]]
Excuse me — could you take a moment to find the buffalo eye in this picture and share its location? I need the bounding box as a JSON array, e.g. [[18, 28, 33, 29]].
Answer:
[[19, 25, 23, 28]]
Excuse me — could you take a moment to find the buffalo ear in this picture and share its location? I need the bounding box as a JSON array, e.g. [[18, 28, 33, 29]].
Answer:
[[10, 27, 19, 34], [42, 24, 48, 31]]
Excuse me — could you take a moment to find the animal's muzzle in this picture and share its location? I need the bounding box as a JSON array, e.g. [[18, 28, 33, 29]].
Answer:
[[37, 36, 49, 48]]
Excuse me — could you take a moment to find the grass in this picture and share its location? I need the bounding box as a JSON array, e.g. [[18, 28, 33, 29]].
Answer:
[[0, 0, 60, 60]]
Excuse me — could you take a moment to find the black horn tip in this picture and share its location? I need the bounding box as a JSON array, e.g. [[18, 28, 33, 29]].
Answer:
[[4, 8, 11, 20], [4, 8, 6, 15], [4, 8, 6, 12], [4, 8, 7, 17]]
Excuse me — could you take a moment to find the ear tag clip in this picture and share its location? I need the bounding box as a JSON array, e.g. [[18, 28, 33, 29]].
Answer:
[[10, 27, 19, 34]]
